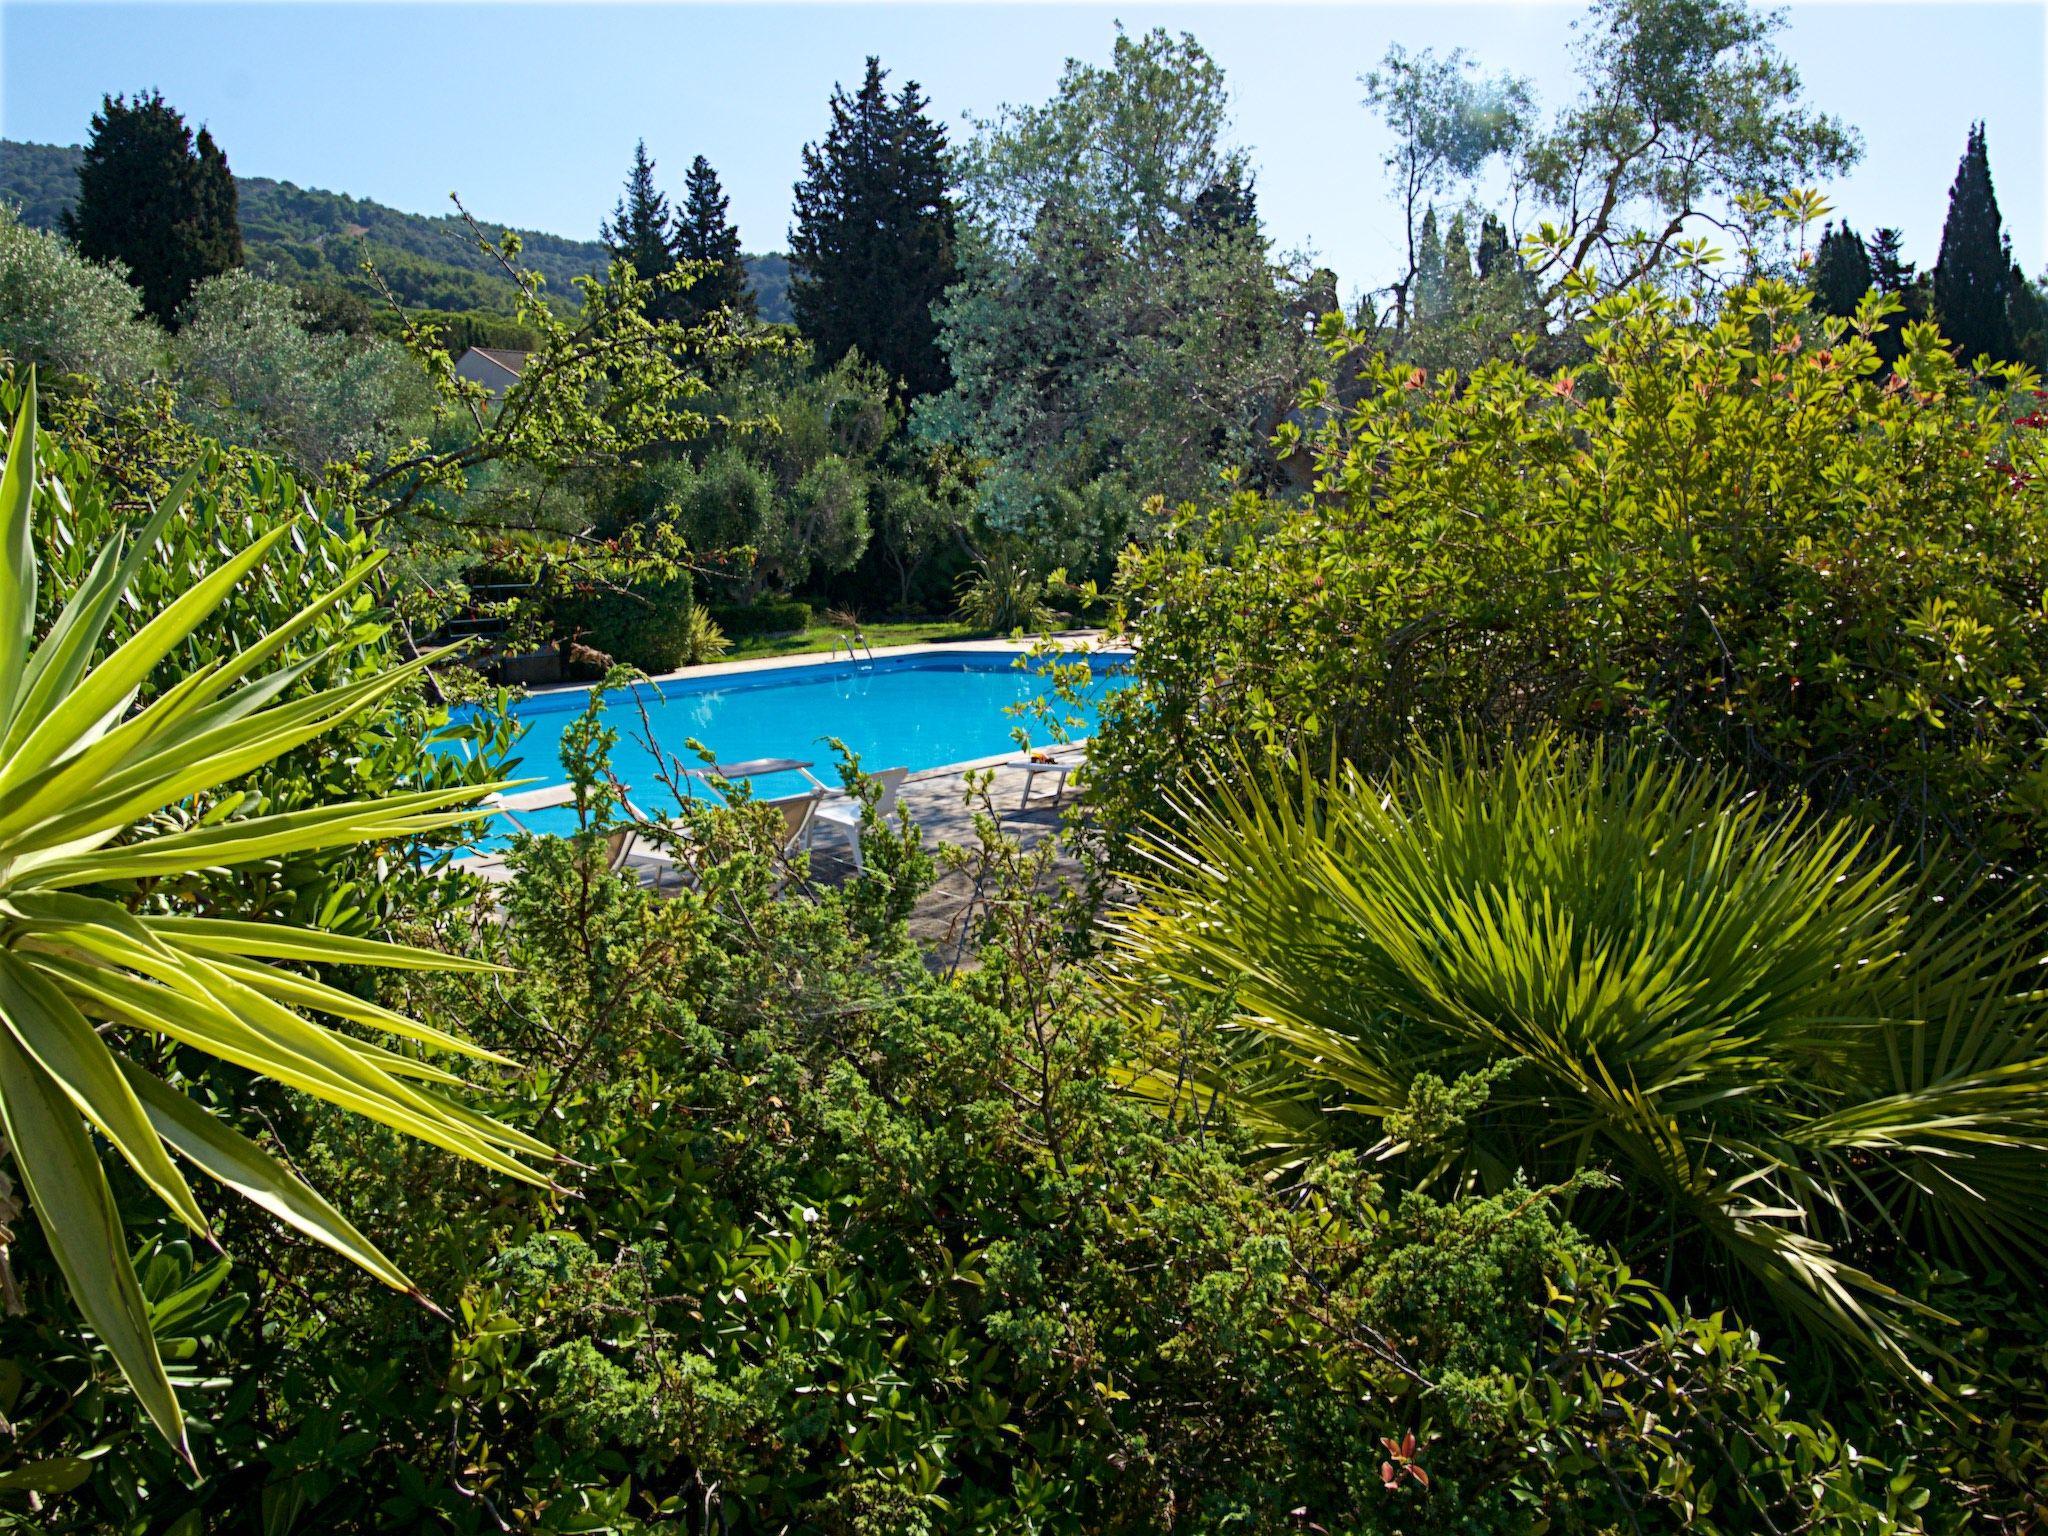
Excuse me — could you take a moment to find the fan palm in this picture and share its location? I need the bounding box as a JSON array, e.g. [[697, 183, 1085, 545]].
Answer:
[[1105, 734, 2048, 1371], [0, 377, 547, 1458]]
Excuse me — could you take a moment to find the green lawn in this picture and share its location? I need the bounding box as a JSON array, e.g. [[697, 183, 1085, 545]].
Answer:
[[722, 618, 990, 662]]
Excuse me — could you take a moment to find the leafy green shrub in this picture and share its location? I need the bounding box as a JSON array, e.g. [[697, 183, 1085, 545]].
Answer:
[[0, 205, 162, 396], [710, 596, 812, 636], [555, 574, 728, 671], [1094, 279, 2048, 870], [3, 736, 1916, 1533], [1106, 733, 2048, 1377]]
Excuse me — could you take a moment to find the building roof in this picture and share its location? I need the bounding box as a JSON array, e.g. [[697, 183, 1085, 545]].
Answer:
[[457, 346, 528, 385]]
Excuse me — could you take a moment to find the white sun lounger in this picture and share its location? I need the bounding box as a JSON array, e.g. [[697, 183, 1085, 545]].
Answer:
[[804, 768, 908, 871]]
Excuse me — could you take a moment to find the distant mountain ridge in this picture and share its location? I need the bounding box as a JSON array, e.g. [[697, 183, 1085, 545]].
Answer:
[[0, 139, 792, 323]]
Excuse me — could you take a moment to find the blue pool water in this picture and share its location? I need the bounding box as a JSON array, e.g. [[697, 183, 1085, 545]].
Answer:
[[460, 649, 1131, 846]]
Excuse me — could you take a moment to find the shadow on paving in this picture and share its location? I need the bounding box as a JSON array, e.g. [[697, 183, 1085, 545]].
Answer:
[[806, 761, 1085, 974]]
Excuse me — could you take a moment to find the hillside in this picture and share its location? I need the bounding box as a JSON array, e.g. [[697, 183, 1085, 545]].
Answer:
[[0, 139, 793, 322]]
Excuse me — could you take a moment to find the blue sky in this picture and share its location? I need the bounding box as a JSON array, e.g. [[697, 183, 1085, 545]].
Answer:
[[3, 2, 2041, 300]]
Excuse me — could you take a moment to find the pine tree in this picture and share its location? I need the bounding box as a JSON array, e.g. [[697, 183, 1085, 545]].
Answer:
[[1933, 123, 2017, 363], [62, 91, 241, 327], [1864, 227, 1923, 367], [790, 57, 958, 400], [601, 140, 679, 312], [673, 155, 754, 324], [1865, 228, 1916, 295], [1809, 222, 1873, 319]]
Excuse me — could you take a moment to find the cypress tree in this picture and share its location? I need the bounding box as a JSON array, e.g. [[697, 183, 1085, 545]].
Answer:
[[1413, 206, 1446, 322], [1189, 172, 1258, 242], [673, 155, 754, 324], [1443, 210, 1477, 314], [1475, 214, 1513, 282], [601, 140, 679, 314], [1809, 221, 1872, 319], [63, 91, 241, 327], [1933, 123, 2016, 363], [790, 57, 958, 400]]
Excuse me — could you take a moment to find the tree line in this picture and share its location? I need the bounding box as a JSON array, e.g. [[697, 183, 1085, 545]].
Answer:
[[11, 2, 2048, 660]]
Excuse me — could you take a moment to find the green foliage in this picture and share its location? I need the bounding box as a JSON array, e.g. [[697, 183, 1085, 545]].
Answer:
[[920, 26, 1320, 523], [0, 206, 162, 395], [1933, 123, 2020, 365], [1361, 44, 1531, 328], [2, 737, 1915, 1532], [1093, 279, 2048, 870], [365, 222, 756, 551], [1811, 220, 1875, 318], [599, 140, 678, 295], [954, 547, 1055, 632], [862, 469, 970, 610], [614, 344, 892, 603], [1516, 0, 1860, 295], [62, 93, 241, 327], [555, 574, 729, 672], [674, 155, 754, 325], [710, 597, 813, 636], [172, 271, 433, 475], [15, 373, 512, 937], [0, 378, 538, 1455], [365, 302, 537, 354], [1109, 733, 2048, 1372], [784, 454, 871, 587], [791, 57, 959, 400]]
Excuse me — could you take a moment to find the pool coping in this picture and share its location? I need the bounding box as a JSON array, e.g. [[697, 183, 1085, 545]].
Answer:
[[515, 629, 1119, 703]]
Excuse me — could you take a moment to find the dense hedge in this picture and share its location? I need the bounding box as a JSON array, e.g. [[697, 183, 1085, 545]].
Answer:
[[711, 597, 813, 636], [553, 573, 727, 672]]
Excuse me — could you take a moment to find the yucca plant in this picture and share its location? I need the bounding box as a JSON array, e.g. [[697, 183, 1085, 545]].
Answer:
[[955, 548, 1056, 633], [1105, 734, 2048, 1372], [0, 378, 547, 1458]]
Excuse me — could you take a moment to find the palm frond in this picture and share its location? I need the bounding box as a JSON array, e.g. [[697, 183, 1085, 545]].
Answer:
[[1104, 733, 2048, 1373]]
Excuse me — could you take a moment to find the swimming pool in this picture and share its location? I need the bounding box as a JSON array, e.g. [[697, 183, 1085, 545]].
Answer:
[[462, 648, 1131, 845]]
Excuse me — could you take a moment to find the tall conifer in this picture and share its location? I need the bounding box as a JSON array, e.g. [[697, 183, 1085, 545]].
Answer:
[[1864, 227, 1922, 366], [1413, 206, 1446, 321], [63, 91, 241, 327], [790, 57, 958, 399], [674, 155, 754, 323], [601, 140, 680, 317], [1809, 222, 1872, 319], [1933, 123, 2016, 363]]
